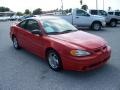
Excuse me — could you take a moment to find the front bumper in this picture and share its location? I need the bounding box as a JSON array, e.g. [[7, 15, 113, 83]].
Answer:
[[61, 46, 111, 71], [102, 21, 106, 27]]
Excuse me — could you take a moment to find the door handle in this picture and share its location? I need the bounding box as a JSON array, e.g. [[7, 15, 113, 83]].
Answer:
[[76, 17, 79, 18]]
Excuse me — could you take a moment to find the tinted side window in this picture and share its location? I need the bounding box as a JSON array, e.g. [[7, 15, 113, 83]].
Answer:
[[18, 20, 27, 29], [90, 10, 98, 15], [115, 12, 120, 16], [76, 10, 88, 16], [26, 20, 40, 32], [108, 12, 114, 15], [99, 10, 107, 16]]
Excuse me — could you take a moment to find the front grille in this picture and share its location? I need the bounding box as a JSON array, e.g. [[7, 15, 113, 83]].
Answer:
[[93, 46, 107, 53]]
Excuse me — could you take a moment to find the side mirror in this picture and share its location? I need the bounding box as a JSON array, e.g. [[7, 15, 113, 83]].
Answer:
[[31, 29, 42, 35]]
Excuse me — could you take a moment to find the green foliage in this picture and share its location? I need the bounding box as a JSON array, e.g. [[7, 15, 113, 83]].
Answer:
[[81, 5, 88, 11], [0, 6, 10, 12], [24, 9, 31, 15], [64, 8, 72, 14], [33, 8, 42, 15], [16, 12, 23, 16]]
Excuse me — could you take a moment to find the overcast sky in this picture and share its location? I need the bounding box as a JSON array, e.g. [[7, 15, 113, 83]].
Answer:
[[0, 0, 120, 12]]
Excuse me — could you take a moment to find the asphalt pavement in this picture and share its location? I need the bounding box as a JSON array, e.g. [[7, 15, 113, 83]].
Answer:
[[0, 21, 120, 90]]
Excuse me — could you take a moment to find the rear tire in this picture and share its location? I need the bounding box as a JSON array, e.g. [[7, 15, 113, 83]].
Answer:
[[91, 22, 102, 31], [47, 50, 62, 71], [12, 36, 21, 49]]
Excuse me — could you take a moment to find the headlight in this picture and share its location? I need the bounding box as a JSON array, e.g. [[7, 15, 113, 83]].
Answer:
[[70, 50, 90, 56]]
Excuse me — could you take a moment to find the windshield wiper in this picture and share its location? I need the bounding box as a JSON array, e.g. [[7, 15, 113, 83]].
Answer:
[[61, 29, 78, 33], [47, 32, 61, 35], [47, 30, 78, 35]]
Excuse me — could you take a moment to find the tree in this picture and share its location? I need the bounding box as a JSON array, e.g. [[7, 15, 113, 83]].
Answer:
[[81, 5, 88, 11], [0, 6, 10, 12], [64, 9, 69, 14], [68, 8, 72, 13], [115, 9, 120, 11], [16, 12, 23, 16], [64, 8, 72, 14], [24, 9, 31, 15], [33, 8, 42, 15]]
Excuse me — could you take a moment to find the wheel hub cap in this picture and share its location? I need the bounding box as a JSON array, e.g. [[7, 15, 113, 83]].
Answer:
[[94, 24, 100, 30], [48, 53, 59, 69], [13, 38, 18, 48]]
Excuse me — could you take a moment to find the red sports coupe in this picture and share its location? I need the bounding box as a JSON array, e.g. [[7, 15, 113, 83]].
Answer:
[[10, 16, 111, 71]]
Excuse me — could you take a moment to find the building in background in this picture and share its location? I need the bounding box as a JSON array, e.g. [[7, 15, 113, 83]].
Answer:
[[0, 11, 15, 17]]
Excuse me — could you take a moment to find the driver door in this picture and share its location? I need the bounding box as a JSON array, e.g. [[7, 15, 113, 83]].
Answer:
[[22, 19, 45, 57], [73, 9, 91, 27]]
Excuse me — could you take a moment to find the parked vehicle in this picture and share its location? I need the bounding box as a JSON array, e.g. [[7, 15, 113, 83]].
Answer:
[[54, 9, 106, 30], [10, 16, 111, 71], [108, 11, 120, 23], [9, 15, 20, 21], [0, 16, 6, 21], [0, 16, 10, 21], [89, 9, 119, 27], [17, 15, 35, 21]]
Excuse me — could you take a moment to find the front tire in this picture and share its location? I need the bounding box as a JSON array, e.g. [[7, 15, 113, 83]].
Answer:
[[47, 50, 62, 71], [12, 37, 21, 49], [110, 20, 117, 27], [91, 22, 102, 31]]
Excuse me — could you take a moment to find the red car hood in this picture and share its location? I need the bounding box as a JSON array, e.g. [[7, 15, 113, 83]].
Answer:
[[49, 31, 106, 50]]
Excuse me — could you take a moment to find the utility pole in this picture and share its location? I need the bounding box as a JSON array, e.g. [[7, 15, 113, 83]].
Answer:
[[61, 0, 63, 14], [96, 0, 98, 10], [103, 0, 104, 10]]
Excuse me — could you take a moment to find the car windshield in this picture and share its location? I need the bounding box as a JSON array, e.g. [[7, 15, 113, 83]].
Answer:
[[41, 18, 78, 34]]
